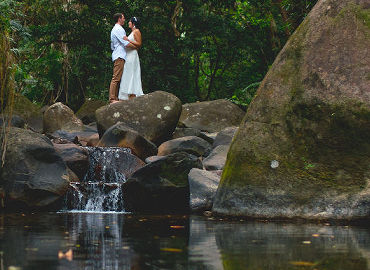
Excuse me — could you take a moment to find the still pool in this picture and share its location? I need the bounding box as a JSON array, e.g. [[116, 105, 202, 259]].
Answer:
[[0, 212, 369, 270]]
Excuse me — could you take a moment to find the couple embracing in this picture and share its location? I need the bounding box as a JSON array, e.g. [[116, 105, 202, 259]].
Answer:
[[109, 13, 143, 103]]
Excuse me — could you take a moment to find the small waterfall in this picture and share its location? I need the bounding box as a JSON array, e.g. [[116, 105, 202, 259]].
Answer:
[[65, 147, 132, 212]]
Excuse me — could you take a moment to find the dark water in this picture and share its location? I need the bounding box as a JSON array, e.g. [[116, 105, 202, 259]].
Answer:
[[0, 213, 369, 270]]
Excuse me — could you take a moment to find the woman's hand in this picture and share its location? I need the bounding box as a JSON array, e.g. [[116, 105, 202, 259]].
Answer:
[[123, 36, 129, 41]]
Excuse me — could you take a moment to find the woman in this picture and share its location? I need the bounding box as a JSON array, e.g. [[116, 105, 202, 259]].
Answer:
[[118, 17, 143, 100]]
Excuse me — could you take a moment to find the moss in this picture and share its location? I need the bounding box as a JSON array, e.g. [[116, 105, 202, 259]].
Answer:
[[333, 3, 370, 38], [5, 93, 41, 120]]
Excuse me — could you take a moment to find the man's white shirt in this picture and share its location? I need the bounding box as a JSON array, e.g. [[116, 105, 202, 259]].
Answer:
[[111, 24, 129, 62]]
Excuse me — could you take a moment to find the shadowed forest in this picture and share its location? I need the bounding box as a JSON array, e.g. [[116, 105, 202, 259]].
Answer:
[[1, 0, 317, 111]]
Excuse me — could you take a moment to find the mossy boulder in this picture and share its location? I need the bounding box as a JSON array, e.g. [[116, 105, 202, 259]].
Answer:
[[76, 99, 107, 124], [213, 0, 370, 220], [5, 93, 43, 132]]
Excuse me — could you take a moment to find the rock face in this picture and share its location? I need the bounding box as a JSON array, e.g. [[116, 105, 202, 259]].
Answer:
[[122, 152, 202, 213], [97, 122, 158, 160], [95, 91, 182, 145], [43, 102, 84, 134], [213, 0, 370, 220], [0, 128, 69, 209], [179, 99, 245, 132]]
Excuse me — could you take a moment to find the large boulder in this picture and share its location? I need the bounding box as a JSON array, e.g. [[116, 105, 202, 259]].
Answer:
[[76, 99, 107, 124], [43, 102, 84, 134], [97, 122, 158, 160], [0, 128, 69, 210], [213, 0, 370, 220], [95, 91, 182, 145], [179, 99, 245, 132], [122, 152, 202, 213]]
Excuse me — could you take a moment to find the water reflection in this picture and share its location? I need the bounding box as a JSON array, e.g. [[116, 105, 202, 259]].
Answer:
[[0, 213, 369, 270]]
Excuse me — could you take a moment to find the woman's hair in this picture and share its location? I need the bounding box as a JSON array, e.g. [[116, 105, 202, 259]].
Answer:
[[130, 17, 141, 29]]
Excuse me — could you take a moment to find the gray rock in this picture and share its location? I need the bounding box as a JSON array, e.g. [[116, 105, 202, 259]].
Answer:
[[122, 152, 202, 213], [96, 91, 182, 145], [203, 145, 230, 170], [158, 136, 212, 157], [0, 114, 25, 128], [0, 128, 69, 210], [97, 122, 158, 160], [188, 168, 221, 212], [212, 126, 238, 148], [53, 143, 89, 181], [43, 102, 84, 134], [179, 99, 245, 132]]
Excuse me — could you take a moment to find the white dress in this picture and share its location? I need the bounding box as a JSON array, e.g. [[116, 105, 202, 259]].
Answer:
[[118, 32, 143, 100]]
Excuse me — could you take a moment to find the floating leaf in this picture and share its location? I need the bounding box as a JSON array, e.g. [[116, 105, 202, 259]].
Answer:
[[290, 261, 316, 266], [160, 248, 183, 253], [302, 241, 311, 244], [58, 249, 73, 261], [170, 226, 184, 229]]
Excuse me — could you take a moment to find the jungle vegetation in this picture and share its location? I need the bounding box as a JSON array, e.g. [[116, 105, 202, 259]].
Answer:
[[1, 0, 318, 111]]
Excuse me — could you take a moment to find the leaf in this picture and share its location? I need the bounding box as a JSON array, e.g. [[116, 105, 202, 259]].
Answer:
[[160, 248, 183, 253], [290, 261, 316, 266]]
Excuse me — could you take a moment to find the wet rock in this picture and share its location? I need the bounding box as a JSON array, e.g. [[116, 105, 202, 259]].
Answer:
[[0, 127, 69, 210], [122, 152, 202, 213], [97, 122, 158, 160], [53, 143, 89, 181]]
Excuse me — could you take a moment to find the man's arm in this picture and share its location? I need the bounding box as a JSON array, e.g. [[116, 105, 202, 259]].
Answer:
[[114, 28, 130, 47]]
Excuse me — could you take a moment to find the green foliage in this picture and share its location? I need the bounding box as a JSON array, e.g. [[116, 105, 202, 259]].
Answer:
[[6, 0, 318, 110], [229, 81, 260, 109]]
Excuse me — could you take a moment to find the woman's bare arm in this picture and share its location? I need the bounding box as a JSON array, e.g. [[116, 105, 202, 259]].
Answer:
[[125, 30, 142, 48]]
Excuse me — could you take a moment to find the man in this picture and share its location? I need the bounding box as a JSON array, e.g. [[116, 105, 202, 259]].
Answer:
[[109, 13, 134, 103]]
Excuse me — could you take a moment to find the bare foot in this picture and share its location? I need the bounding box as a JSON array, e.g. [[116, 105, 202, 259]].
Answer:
[[128, 94, 136, 100], [110, 100, 120, 104]]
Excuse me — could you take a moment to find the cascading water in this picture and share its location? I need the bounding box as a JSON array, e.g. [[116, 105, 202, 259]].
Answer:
[[65, 147, 132, 212]]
